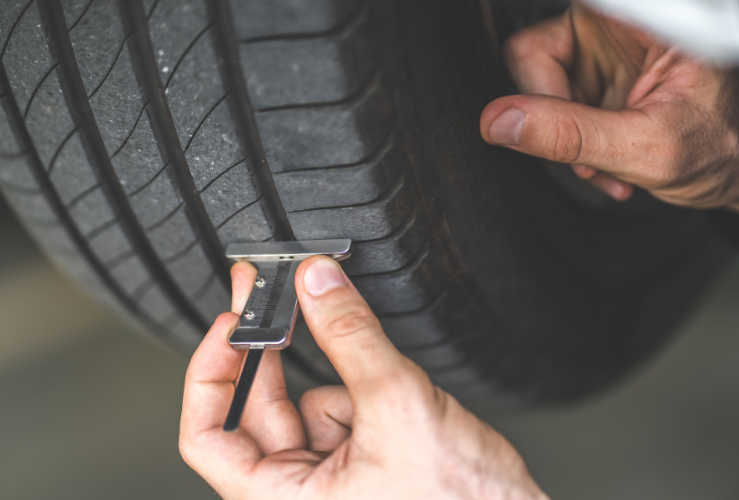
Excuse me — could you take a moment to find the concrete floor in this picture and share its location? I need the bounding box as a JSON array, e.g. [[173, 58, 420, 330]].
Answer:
[[1, 194, 739, 500]]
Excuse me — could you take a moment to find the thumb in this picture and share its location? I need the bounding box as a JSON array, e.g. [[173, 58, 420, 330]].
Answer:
[[295, 256, 416, 404], [480, 94, 662, 177]]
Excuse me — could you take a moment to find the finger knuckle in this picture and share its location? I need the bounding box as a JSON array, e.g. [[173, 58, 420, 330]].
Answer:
[[550, 117, 583, 163], [503, 29, 535, 61], [373, 364, 433, 406], [324, 307, 381, 341], [178, 433, 195, 466]]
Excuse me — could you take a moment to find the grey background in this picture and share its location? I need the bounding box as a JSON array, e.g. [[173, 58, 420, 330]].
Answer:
[[1, 193, 738, 500]]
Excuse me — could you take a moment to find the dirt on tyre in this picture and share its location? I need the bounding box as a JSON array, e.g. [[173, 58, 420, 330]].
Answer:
[[0, 0, 726, 409]]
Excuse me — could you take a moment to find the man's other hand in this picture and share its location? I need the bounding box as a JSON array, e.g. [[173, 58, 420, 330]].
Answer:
[[179, 258, 549, 500], [480, 1, 739, 210]]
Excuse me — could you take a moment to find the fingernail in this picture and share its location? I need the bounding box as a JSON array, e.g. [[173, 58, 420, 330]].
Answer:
[[488, 108, 526, 145], [303, 258, 347, 296]]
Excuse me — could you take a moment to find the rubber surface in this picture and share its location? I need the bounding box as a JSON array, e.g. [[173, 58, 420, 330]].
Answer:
[[0, 0, 727, 407]]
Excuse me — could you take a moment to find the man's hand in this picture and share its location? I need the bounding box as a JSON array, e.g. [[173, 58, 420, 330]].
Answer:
[[179, 258, 549, 500], [480, 2, 739, 210]]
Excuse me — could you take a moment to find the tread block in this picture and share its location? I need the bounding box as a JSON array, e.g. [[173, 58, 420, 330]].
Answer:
[[24, 69, 75, 168], [128, 168, 181, 228], [240, 7, 375, 109], [200, 161, 259, 227], [147, 0, 208, 84], [230, 0, 360, 40], [2, 2, 54, 113], [23, 221, 78, 255], [380, 281, 505, 386], [274, 133, 402, 212], [109, 254, 150, 295], [87, 221, 132, 264], [0, 99, 22, 155], [342, 207, 429, 275], [48, 131, 96, 205], [68, 187, 115, 235], [290, 319, 342, 382], [184, 99, 247, 190], [192, 278, 230, 323], [167, 315, 205, 350], [2, 189, 58, 224], [380, 290, 475, 348], [352, 241, 448, 314], [110, 109, 165, 195], [255, 76, 393, 172], [431, 365, 488, 392], [89, 47, 145, 156], [287, 172, 411, 241], [138, 283, 178, 323], [402, 340, 475, 370], [216, 200, 273, 244], [68, 0, 125, 96], [0, 1, 33, 53], [60, 0, 92, 28], [51, 249, 111, 297], [165, 28, 223, 148], [0, 153, 38, 191], [146, 204, 197, 259], [163, 243, 214, 298]]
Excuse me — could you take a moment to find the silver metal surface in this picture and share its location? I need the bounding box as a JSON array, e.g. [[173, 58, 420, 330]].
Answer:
[[226, 239, 352, 350], [226, 239, 352, 262]]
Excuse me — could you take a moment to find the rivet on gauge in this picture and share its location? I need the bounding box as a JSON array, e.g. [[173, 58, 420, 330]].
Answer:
[[243, 307, 255, 320], [255, 276, 266, 288]]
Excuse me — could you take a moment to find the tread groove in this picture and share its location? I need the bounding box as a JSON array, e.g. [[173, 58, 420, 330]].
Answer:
[[46, 123, 81, 173], [87, 33, 131, 99], [22, 61, 61, 118], [214, 193, 264, 229], [84, 216, 118, 239], [0, 0, 33, 58], [37, 0, 209, 331], [162, 237, 200, 263], [198, 157, 246, 193], [105, 248, 135, 268], [67, 0, 94, 31], [0, 150, 28, 160], [119, 0, 232, 293], [289, 170, 404, 214], [238, 1, 366, 44], [207, 0, 295, 241], [126, 160, 169, 197], [352, 238, 429, 279], [144, 200, 183, 231], [0, 179, 41, 194], [273, 130, 394, 176], [255, 70, 379, 114], [65, 180, 101, 208], [183, 91, 230, 151], [110, 101, 149, 158], [146, 0, 159, 20], [163, 20, 214, 89], [0, 64, 164, 334]]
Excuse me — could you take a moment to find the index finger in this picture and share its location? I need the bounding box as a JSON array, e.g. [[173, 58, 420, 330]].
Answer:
[[179, 312, 262, 491], [503, 11, 575, 99]]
